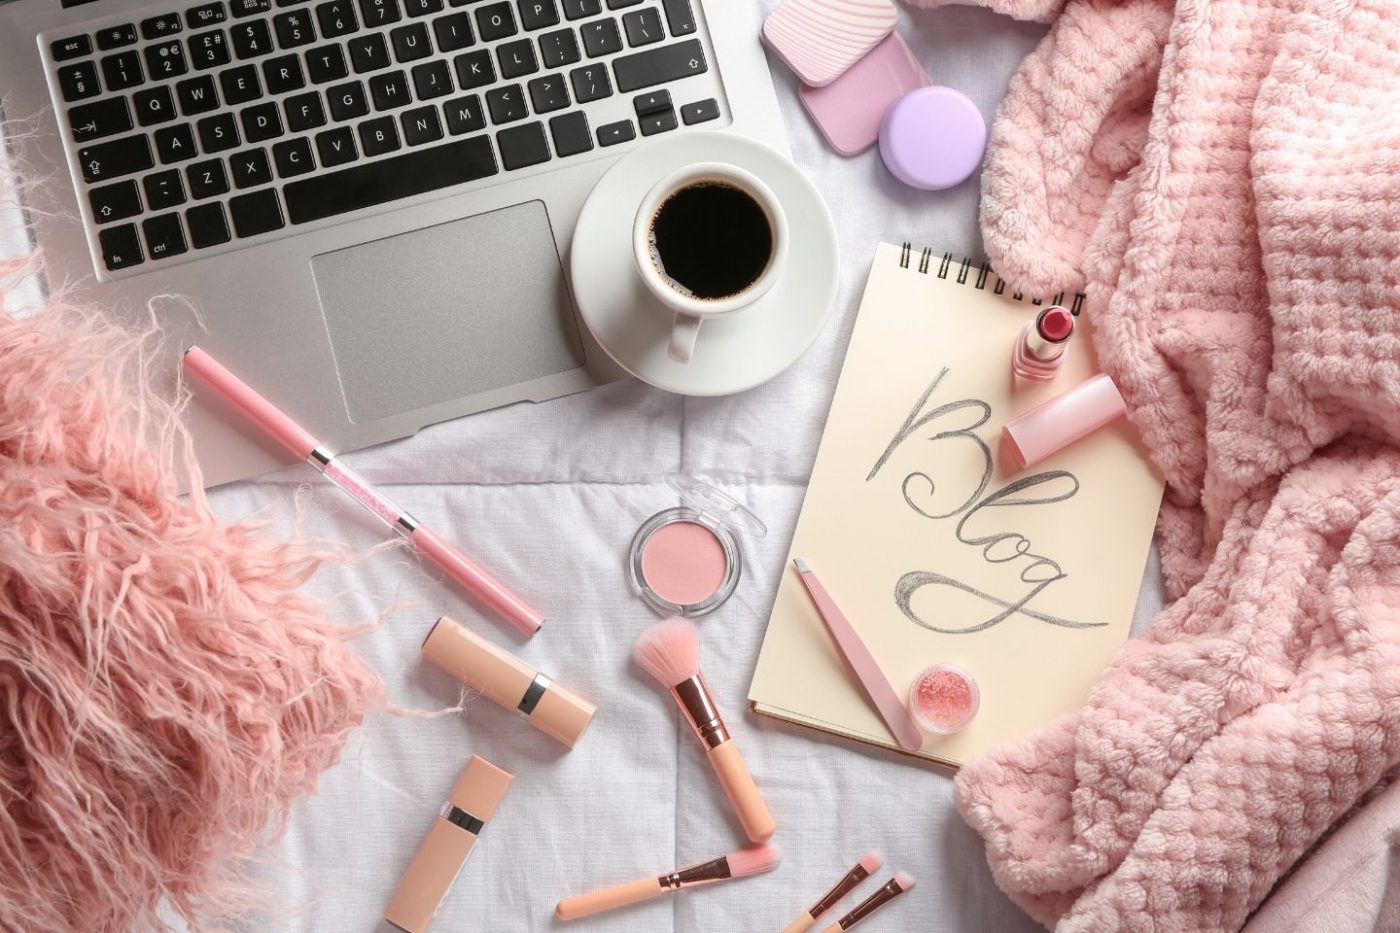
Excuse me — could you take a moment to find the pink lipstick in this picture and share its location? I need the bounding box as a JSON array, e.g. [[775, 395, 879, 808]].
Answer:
[[1012, 306, 1074, 381]]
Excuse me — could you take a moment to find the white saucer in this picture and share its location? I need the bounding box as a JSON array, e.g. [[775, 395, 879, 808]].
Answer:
[[571, 132, 839, 396]]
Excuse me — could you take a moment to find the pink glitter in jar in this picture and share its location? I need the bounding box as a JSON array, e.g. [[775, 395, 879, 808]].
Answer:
[[908, 664, 979, 735]]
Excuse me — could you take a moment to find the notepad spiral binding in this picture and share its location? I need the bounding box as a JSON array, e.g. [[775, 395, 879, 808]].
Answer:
[[898, 242, 1086, 316]]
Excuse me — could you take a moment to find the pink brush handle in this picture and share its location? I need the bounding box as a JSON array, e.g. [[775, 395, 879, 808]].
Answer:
[[708, 739, 775, 842], [794, 562, 924, 752], [783, 913, 817, 933], [411, 526, 543, 636], [556, 877, 663, 920], [182, 346, 318, 461]]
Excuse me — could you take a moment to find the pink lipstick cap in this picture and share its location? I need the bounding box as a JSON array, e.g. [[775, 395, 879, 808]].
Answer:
[[1002, 374, 1127, 469]]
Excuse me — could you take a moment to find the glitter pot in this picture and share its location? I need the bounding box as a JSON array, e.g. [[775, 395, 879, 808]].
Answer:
[[907, 664, 979, 735]]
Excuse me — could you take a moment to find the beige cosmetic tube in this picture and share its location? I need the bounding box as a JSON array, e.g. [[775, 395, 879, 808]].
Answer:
[[423, 615, 597, 748]]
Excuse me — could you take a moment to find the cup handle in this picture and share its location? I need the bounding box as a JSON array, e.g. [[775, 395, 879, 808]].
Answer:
[[669, 312, 702, 363]]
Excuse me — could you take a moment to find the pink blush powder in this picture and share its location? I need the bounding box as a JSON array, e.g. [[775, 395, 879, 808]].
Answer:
[[639, 520, 728, 606], [909, 665, 980, 735]]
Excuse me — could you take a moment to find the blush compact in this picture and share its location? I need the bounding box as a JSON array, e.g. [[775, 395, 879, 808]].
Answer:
[[628, 476, 767, 617]]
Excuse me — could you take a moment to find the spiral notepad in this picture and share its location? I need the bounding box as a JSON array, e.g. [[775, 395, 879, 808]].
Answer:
[[749, 242, 1164, 767]]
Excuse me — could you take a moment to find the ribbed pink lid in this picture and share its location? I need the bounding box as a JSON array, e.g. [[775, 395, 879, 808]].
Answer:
[[1002, 374, 1127, 469]]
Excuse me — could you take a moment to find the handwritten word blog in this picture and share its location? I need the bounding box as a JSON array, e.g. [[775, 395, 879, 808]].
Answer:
[[868, 368, 1104, 634]]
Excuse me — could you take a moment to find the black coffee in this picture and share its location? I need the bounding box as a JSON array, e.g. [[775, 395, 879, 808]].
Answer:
[[649, 182, 773, 300]]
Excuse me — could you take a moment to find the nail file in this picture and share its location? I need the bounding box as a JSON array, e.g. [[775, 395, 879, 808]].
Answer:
[[762, 0, 898, 88]]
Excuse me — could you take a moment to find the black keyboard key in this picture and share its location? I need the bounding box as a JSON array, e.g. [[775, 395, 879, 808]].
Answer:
[[359, 0, 402, 25], [349, 35, 393, 75], [189, 30, 232, 69], [285, 91, 327, 130], [497, 38, 537, 78], [569, 62, 610, 102], [638, 106, 675, 135], [131, 87, 176, 127], [284, 135, 496, 223], [369, 70, 411, 109], [358, 116, 401, 156], [563, 0, 600, 19], [632, 88, 668, 116], [221, 64, 263, 104], [329, 81, 370, 120], [433, 12, 474, 52], [96, 24, 138, 51], [454, 49, 494, 89], [187, 202, 232, 248], [613, 37, 704, 92], [273, 136, 317, 175], [539, 29, 579, 68], [443, 94, 485, 134], [549, 109, 590, 156], [99, 224, 144, 270], [143, 213, 188, 259], [52, 35, 94, 61], [315, 126, 358, 166], [147, 40, 189, 78], [595, 118, 632, 146], [391, 23, 433, 62], [316, 1, 359, 38], [232, 0, 273, 15], [680, 97, 717, 124], [518, 0, 558, 29], [177, 75, 221, 115], [88, 180, 142, 224], [69, 97, 133, 142], [622, 7, 661, 46], [306, 44, 349, 82], [57, 62, 100, 102], [411, 60, 453, 99], [400, 105, 444, 144], [496, 121, 548, 170], [143, 169, 187, 209], [485, 84, 526, 124], [187, 158, 231, 197], [580, 18, 620, 57], [79, 135, 154, 183], [606, 0, 640, 7], [527, 74, 567, 113], [101, 52, 144, 91], [263, 54, 307, 92], [661, 0, 694, 36], [230, 188, 285, 237], [188, 3, 229, 28], [142, 14, 184, 40], [197, 112, 241, 152], [155, 124, 198, 163], [232, 20, 275, 58], [405, 0, 443, 15], [231, 147, 274, 187], [475, 2, 517, 41], [241, 101, 285, 141], [274, 10, 318, 47]]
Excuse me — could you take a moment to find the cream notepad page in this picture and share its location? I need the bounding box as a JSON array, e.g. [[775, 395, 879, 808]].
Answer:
[[749, 243, 1164, 767]]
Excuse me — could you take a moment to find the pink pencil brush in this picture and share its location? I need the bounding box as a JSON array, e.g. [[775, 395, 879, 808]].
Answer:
[[555, 844, 781, 921], [783, 851, 884, 933]]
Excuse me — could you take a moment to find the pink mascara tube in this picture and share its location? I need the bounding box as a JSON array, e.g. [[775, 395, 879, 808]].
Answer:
[[183, 346, 544, 636]]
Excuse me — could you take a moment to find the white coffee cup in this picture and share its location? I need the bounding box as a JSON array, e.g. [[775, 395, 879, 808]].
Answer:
[[632, 162, 788, 364]]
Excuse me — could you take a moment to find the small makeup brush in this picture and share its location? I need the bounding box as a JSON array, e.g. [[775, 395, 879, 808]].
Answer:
[[783, 851, 884, 933], [555, 844, 782, 921], [632, 617, 776, 843], [820, 873, 916, 932]]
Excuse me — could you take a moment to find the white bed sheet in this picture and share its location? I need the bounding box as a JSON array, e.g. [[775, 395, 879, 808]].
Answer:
[[6, 3, 1168, 930]]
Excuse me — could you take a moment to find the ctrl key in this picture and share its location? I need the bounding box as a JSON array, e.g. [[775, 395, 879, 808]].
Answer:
[[99, 223, 144, 271]]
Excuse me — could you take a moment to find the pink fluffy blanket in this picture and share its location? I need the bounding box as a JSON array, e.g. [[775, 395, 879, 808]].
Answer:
[[921, 0, 1400, 929]]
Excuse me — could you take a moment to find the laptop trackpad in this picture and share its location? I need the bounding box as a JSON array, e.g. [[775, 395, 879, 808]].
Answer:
[[311, 201, 584, 424]]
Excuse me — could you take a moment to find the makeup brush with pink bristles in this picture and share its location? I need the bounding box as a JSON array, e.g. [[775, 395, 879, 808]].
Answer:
[[783, 851, 884, 933], [555, 844, 782, 921], [632, 617, 776, 843], [821, 872, 916, 931]]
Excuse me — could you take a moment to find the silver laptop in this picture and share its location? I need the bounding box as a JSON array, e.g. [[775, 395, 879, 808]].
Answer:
[[0, 0, 785, 486]]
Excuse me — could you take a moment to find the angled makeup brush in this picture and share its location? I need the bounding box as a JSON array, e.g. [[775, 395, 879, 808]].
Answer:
[[556, 843, 782, 921], [783, 851, 884, 933], [632, 617, 776, 843], [821, 872, 916, 931]]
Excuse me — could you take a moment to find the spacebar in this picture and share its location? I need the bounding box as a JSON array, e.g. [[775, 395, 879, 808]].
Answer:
[[283, 136, 499, 225]]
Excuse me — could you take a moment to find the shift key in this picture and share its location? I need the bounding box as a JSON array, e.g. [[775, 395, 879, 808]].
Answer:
[[612, 38, 706, 93], [78, 135, 155, 183]]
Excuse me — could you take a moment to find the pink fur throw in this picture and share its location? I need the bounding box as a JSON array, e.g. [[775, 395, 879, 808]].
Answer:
[[924, 0, 1400, 930], [0, 261, 384, 930]]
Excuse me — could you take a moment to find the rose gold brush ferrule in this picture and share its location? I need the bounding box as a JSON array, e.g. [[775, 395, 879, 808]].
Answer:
[[809, 864, 874, 919], [658, 855, 732, 890], [838, 878, 904, 929], [671, 675, 730, 750]]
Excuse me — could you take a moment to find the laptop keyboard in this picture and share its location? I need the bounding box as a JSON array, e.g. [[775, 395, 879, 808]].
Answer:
[[43, 0, 722, 276]]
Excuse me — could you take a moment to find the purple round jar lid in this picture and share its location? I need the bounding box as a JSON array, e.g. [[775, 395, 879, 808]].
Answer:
[[878, 86, 987, 191]]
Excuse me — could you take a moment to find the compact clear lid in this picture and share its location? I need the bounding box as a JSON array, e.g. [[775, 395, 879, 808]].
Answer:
[[665, 475, 767, 538]]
